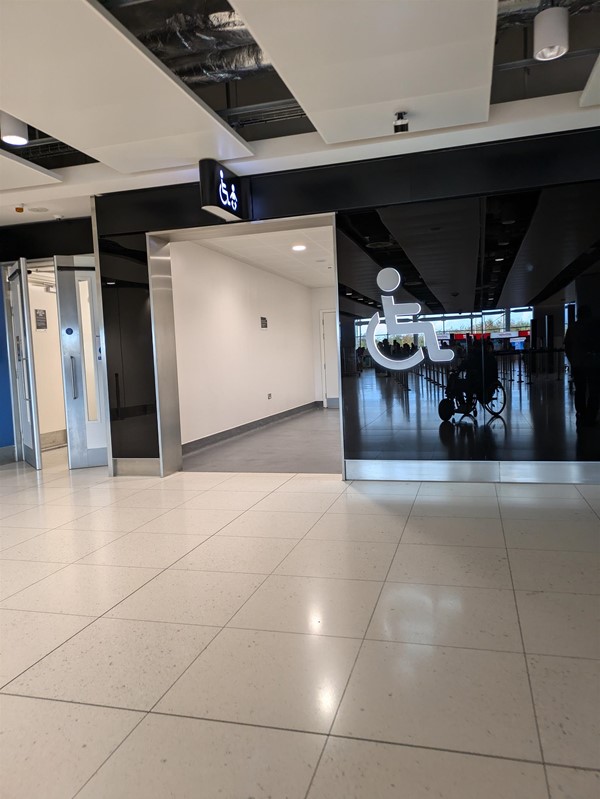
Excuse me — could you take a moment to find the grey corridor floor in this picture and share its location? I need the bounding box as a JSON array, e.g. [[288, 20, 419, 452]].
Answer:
[[183, 407, 342, 473], [0, 448, 598, 798]]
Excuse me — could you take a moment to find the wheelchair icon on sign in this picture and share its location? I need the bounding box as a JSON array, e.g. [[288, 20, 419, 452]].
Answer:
[[366, 268, 455, 371], [218, 170, 238, 212]]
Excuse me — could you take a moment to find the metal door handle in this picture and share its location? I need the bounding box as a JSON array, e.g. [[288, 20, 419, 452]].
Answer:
[[70, 356, 78, 400]]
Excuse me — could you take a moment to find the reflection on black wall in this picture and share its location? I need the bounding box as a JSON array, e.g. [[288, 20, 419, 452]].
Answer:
[[99, 235, 159, 459], [337, 180, 600, 463]]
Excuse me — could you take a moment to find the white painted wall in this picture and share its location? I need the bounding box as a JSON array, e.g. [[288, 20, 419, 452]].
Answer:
[[28, 284, 66, 435], [311, 287, 337, 402], [171, 241, 336, 445]]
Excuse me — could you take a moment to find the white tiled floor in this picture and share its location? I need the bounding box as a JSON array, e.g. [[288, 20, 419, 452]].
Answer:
[[0, 450, 598, 798]]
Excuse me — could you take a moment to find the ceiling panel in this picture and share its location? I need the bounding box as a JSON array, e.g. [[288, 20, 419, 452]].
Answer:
[[0, 0, 252, 173], [197, 226, 335, 288], [0, 149, 61, 191], [231, 0, 497, 144], [499, 183, 600, 308], [379, 200, 480, 313]]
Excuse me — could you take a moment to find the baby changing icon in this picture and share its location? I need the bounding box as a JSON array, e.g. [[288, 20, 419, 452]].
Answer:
[[366, 268, 455, 371]]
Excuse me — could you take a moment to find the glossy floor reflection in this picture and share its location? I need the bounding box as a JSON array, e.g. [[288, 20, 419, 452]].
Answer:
[[344, 367, 600, 461], [0, 449, 598, 798]]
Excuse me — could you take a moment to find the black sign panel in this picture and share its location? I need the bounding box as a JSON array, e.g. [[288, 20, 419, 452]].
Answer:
[[199, 159, 250, 222], [35, 309, 47, 330]]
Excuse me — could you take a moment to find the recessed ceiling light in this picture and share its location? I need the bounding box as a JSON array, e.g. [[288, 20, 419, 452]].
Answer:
[[29, 207, 49, 213], [345, 292, 353, 296], [106, 281, 116, 286], [292, 244, 306, 252], [494, 257, 504, 262]]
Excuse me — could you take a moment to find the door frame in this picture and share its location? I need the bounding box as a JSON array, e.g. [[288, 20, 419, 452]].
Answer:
[[320, 309, 339, 409]]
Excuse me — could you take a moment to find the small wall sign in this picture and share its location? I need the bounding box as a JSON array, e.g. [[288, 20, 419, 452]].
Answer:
[[199, 159, 250, 222], [260, 317, 268, 329], [35, 309, 47, 330]]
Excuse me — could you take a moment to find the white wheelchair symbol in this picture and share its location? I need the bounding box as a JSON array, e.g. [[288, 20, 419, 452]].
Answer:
[[366, 268, 455, 371], [218, 170, 238, 212]]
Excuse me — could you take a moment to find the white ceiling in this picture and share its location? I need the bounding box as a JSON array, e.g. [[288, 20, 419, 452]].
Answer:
[[0, 0, 252, 174], [194, 226, 336, 289], [580, 55, 600, 107], [230, 0, 498, 143], [0, 149, 61, 191]]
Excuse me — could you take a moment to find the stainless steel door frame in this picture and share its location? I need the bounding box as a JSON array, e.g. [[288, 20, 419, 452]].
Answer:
[[54, 256, 108, 469], [6, 259, 42, 470]]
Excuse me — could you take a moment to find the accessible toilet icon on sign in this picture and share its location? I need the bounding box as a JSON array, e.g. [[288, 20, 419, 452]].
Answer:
[[365, 268, 455, 371]]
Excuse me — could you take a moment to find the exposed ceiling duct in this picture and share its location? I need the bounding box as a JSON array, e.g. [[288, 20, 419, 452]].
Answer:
[[100, 1, 273, 85]]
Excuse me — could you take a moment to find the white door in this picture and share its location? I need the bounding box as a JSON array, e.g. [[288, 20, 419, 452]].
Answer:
[[7, 259, 42, 469], [321, 310, 340, 408], [55, 257, 108, 468]]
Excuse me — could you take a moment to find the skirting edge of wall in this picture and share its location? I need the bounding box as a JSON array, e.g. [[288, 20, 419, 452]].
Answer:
[[183, 402, 322, 456], [0, 445, 15, 465], [41, 429, 67, 451]]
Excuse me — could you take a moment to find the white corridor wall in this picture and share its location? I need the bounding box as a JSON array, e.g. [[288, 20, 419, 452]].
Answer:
[[171, 240, 335, 446]]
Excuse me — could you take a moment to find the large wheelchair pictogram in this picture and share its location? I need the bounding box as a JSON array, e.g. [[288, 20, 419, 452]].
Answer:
[[365, 268, 455, 371]]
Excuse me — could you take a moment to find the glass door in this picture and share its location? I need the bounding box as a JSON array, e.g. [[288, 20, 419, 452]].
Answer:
[[55, 256, 108, 469], [7, 259, 42, 469]]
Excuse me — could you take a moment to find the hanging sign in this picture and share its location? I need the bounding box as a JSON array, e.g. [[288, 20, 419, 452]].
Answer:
[[199, 159, 250, 222]]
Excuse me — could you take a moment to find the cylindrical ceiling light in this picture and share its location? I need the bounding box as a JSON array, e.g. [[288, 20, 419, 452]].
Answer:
[[533, 6, 569, 61], [0, 112, 29, 145]]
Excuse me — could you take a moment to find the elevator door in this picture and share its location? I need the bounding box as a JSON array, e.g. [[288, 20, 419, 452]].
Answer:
[[7, 259, 42, 469], [55, 257, 108, 469]]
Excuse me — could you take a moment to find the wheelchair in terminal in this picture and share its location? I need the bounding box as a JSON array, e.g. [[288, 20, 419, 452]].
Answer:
[[438, 370, 507, 421]]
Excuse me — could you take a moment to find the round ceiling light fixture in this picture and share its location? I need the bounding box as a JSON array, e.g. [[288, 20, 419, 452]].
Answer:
[[292, 244, 306, 252], [534, 6, 569, 61], [0, 112, 28, 145], [28, 207, 49, 213]]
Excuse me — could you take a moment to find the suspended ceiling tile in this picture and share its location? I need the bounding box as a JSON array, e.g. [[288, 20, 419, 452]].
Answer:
[[231, 0, 497, 144], [580, 55, 600, 107], [0, 0, 252, 174], [0, 150, 61, 191]]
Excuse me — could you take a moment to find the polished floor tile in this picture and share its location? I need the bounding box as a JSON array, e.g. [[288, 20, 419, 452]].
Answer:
[[215, 509, 321, 538], [78, 532, 208, 569], [308, 737, 548, 799], [528, 654, 600, 768], [516, 590, 600, 659], [0, 502, 36, 519], [1, 451, 597, 796], [230, 574, 382, 638], [5, 617, 217, 710], [0, 559, 65, 601], [0, 526, 48, 551], [106, 569, 264, 626], [326, 493, 413, 516], [275, 539, 397, 581], [333, 640, 540, 760], [77, 714, 324, 799], [171, 535, 296, 574], [0, 695, 142, 799], [0, 527, 130, 564], [252, 492, 338, 513], [134, 507, 241, 535], [503, 518, 600, 552], [156, 628, 360, 733], [179, 490, 268, 511], [388, 544, 512, 588], [509, 549, 600, 594], [400, 516, 505, 547], [367, 583, 522, 651], [410, 495, 500, 518], [1, 563, 159, 616], [0, 609, 93, 686], [546, 766, 600, 799], [59, 506, 168, 533], [306, 513, 405, 543]]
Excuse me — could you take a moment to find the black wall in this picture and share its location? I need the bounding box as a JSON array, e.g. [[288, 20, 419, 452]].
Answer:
[[0, 217, 93, 261]]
